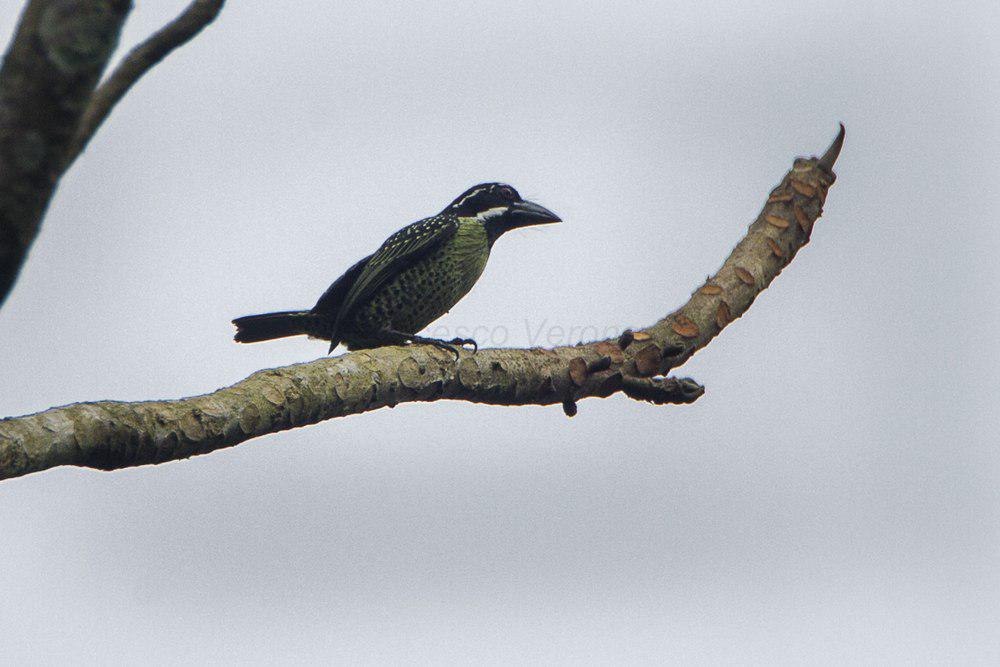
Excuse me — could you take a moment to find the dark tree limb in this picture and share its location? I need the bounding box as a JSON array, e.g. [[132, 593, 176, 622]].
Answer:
[[0, 127, 844, 481], [0, 0, 225, 310], [63, 0, 225, 168], [0, 0, 132, 309]]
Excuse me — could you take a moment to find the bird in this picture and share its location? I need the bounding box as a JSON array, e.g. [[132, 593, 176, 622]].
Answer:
[[232, 183, 561, 357]]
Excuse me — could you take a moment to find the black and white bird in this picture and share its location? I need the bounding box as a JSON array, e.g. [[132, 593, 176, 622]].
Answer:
[[232, 183, 560, 356]]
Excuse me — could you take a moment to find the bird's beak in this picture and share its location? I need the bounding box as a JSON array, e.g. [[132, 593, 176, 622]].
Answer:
[[508, 199, 561, 228]]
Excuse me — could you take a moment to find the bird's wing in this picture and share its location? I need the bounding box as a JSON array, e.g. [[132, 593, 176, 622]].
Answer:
[[333, 215, 459, 333], [310, 253, 373, 318]]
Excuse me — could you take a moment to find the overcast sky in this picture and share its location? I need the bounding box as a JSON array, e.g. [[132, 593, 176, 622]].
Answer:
[[1, 0, 998, 663]]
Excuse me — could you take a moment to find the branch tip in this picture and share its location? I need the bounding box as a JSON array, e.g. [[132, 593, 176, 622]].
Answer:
[[562, 398, 578, 417], [817, 123, 845, 172], [621, 376, 705, 405]]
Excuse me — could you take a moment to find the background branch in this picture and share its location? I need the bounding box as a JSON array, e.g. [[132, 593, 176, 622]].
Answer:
[[0, 0, 131, 309], [63, 0, 225, 168], [0, 0, 225, 310], [0, 127, 843, 481]]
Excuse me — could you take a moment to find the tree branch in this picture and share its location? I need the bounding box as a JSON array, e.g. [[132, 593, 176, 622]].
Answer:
[[0, 126, 844, 481], [0, 0, 131, 309], [0, 0, 225, 311], [63, 0, 225, 168]]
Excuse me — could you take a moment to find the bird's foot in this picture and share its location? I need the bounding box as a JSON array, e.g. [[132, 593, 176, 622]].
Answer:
[[370, 329, 477, 361], [407, 334, 477, 361]]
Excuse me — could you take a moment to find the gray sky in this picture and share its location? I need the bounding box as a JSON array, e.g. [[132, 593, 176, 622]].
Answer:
[[1, 0, 998, 663]]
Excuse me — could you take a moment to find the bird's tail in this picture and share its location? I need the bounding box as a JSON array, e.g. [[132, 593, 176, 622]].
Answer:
[[232, 310, 319, 343]]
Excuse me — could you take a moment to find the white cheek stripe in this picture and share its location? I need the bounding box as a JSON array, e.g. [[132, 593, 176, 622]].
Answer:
[[475, 206, 507, 222]]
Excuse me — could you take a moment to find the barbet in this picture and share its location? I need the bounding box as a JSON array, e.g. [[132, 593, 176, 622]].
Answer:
[[232, 183, 560, 356]]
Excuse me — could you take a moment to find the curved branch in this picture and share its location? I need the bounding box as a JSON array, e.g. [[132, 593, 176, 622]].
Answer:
[[0, 0, 131, 309], [0, 127, 844, 481], [63, 0, 225, 168]]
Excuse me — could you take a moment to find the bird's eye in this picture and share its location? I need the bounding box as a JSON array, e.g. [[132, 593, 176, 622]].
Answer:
[[500, 186, 516, 200]]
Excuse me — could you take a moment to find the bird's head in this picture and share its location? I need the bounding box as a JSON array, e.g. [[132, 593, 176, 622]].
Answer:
[[445, 183, 561, 244]]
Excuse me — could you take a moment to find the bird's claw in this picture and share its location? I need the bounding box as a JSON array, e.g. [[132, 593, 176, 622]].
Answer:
[[430, 338, 477, 361], [394, 332, 478, 361], [448, 337, 478, 353]]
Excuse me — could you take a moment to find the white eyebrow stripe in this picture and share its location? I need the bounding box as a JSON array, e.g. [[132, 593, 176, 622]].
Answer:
[[454, 185, 493, 209]]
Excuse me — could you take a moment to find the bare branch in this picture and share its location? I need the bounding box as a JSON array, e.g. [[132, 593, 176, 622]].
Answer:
[[0, 0, 132, 309], [0, 127, 844, 481], [63, 0, 225, 168]]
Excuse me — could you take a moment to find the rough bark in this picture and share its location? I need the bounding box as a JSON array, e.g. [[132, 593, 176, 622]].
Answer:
[[0, 126, 844, 481], [0, 0, 131, 309]]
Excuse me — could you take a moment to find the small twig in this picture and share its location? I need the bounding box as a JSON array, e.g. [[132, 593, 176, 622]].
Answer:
[[621, 376, 705, 405], [64, 0, 225, 167]]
